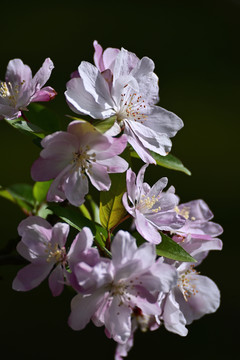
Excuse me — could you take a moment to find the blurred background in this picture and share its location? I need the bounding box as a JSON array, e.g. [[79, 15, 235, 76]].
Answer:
[[0, 0, 239, 358]]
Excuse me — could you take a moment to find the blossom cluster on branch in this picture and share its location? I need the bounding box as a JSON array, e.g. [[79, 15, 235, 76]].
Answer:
[[0, 41, 223, 359]]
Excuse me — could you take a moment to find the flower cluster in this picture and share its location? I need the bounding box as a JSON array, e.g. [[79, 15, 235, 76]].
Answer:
[[0, 41, 223, 359]]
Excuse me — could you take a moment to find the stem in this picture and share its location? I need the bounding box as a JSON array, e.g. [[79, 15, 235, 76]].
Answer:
[[21, 111, 30, 122], [106, 231, 111, 251], [109, 213, 131, 234]]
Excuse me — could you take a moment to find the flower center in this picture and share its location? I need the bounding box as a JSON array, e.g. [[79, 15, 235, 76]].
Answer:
[[116, 84, 148, 124], [138, 194, 161, 214], [71, 146, 96, 173], [174, 206, 196, 221], [0, 80, 24, 106], [111, 281, 129, 297], [45, 243, 66, 264], [177, 266, 199, 301]]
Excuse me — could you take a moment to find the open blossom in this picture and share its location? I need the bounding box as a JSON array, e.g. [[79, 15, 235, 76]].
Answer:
[[31, 120, 128, 206], [12, 216, 69, 296], [173, 199, 223, 241], [12, 218, 98, 297], [65, 41, 183, 164], [0, 58, 56, 120], [161, 238, 222, 336], [68, 230, 177, 344], [122, 165, 186, 244]]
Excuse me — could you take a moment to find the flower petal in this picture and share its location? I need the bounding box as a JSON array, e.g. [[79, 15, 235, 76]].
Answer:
[[51, 222, 69, 247], [87, 162, 110, 191], [129, 120, 172, 156], [48, 264, 64, 296], [68, 290, 106, 330], [104, 296, 132, 344], [146, 105, 184, 137], [31, 86, 57, 102], [124, 122, 156, 164], [135, 210, 162, 244], [64, 169, 89, 206], [32, 57, 54, 90], [111, 230, 138, 266], [12, 262, 53, 291], [163, 292, 188, 336], [65, 77, 114, 119]]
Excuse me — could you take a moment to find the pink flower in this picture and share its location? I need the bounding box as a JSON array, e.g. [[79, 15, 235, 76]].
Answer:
[[12, 217, 98, 297], [31, 120, 128, 206], [122, 165, 186, 244], [65, 43, 183, 163], [172, 199, 223, 263], [0, 58, 56, 120], [12, 216, 69, 296], [68, 230, 177, 344], [161, 238, 222, 336], [93, 40, 120, 73]]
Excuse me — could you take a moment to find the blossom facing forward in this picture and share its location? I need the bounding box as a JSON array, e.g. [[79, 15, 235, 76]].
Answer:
[[31, 120, 128, 206], [161, 262, 221, 336], [12, 218, 98, 297], [12, 216, 69, 296], [0, 58, 56, 120], [65, 41, 183, 163], [68, 230, 178, 344], [122, 165, 186, 244]]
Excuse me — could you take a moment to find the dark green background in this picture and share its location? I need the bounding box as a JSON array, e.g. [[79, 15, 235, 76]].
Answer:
[[0, 0, 238, 358]]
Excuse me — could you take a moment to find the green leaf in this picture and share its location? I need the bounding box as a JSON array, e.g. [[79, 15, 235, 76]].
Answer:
[[6, 119, 45, 139], [66, 115, 117, 134], [100, 148, 131, 231], [156, 232, 196, 262], [0, 183, 35, 213], [99, 173, 127, 231], [131, 150, 191, 176], [33, 181, 52, 203], [6, 183, 35, 206], [37, 203, 53, 219], [25, 103, 64, 133], [48, 203, 110, 257], [92, 116, 117, 133]]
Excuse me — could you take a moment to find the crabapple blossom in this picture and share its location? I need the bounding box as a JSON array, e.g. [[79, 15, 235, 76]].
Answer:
[[68, 230, 178, 344], [173, 199, 223, 240], [31, 120, 128, 206], [172, 199, 223, 263], [12, 218, 98, 297], [161, 239, 222, 336], [65, 42, 183, 163], [0, 58, 56, 120], [12, 216, 69, 296], [122, 165, 186, 244]]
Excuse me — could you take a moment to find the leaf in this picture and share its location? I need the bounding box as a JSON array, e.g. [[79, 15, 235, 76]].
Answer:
[[66, 115, 117, 134], [6, 119, 45, 140], [0, 183, 35, 213], [6, 183, 35, 206], [37, 203, 53, 219], [48, 203, 110, 256], [156, 232, 196, 262], [25, 103, 64, 133], [92, 116, 117, 133], [131, 150, 191, 176], [33, 181, 52, 203], [99, 173, 127, 231], [100, 148, 131, 231]]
